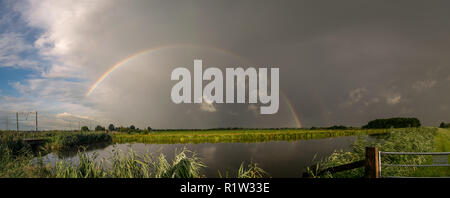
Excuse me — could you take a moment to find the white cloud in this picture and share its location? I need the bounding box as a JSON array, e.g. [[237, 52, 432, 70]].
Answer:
[[200, 96, 216, 112], [12, 78, 85, 101], [247, 104, 259, 115], [341, 88, 368, 107], [0, 32, 39, 69], [348, 88, 366, 104], [56, 112, 90, 120], [385, 93, 401, 105], [412, 79, 437, 92]]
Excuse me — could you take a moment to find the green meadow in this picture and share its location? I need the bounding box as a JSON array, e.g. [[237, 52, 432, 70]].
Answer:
[[306, 127, 450, 178], [111, 129, 389, 144], [0, 127, 449, 178]]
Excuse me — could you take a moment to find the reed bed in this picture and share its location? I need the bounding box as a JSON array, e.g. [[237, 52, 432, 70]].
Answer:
[[112, 129, 389, 144]]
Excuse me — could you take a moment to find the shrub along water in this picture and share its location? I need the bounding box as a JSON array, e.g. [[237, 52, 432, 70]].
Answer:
[[0, 137, 34, 177], [46, 133, 112, 151], [50, 147, 205, 178], [48, 147, 270, 178], [306, 127, 437, 178]]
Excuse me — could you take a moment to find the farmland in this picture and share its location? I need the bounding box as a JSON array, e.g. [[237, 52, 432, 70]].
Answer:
[[0, 127, 448, 178]]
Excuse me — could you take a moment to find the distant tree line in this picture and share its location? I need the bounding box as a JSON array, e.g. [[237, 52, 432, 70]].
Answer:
[[440, 122, 450, 128], [146, 127, 309, 131], [309, 125, 356, 130], [75, 118, 425, 133], [362, 117, 421, 129], [77, 124, 153, 133]]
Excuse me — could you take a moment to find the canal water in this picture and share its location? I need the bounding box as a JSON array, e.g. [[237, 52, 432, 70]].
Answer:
[[40, 135, 364, 177]]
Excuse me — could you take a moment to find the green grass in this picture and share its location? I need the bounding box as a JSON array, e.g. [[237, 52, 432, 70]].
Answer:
[[306, 127, 438, 178], [112, 129, 389, 144], [49, 147, 269, 178], [412, 128, 450, 177], [1, 129, 388, 146], [0, 131, 112, 153], [0, 137, 44, 178], [0, 133, 268, 178], [47, 133, 112, 151], [5, 128, 442, 178]]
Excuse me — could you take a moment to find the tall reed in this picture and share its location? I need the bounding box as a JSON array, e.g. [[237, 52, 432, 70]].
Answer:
[[306, 128, 437, 178], [50, 147, 206, 178]]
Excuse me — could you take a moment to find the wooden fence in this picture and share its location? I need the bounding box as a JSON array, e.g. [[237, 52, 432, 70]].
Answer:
[[303, 147, 379, 178], [304, 146, 450, 178]]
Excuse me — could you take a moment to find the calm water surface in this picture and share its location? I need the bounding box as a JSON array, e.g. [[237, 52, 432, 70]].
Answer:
[[42, 136, 361, 177]]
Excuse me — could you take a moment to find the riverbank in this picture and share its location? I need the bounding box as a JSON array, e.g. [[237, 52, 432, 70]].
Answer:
[[306, 127, 449, 178], [412, 128, 450, 177], [0, 128, 386, 178], [2, 128, 446, 178], [111, 129, 389, 144]]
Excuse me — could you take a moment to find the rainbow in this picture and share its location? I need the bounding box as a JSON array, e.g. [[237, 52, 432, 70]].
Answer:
[[85, 44, 251, 97], [85, 44, 303, 128], [281, 91, 303, 128], [86, 48, 159, 97]]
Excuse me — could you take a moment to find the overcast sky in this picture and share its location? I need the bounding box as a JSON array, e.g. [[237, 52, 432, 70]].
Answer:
[[0, 0, 449, 130]]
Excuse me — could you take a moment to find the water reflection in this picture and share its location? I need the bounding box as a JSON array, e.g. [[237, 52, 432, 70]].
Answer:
[[41, 136, 359, 177]]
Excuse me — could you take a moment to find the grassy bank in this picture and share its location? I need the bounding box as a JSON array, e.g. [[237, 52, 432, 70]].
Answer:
[[0, 137, 39, 177], [306, 127, 445, 178], [112, 129, 389, 144], [0, 131, 112, 152], [1, 129, 388, 146], [0, 137, 267, 178], [45, 133, 112, 151], [412, 128, 450, 177]]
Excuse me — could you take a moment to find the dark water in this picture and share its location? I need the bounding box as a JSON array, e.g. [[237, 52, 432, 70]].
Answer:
[[40, 136, 362, 177]]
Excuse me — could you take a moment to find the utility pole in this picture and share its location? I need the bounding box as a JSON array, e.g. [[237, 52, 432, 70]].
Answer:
[[5, 115, 8, 131], [16, 112, 19, 132], [35, 111, 38, 132]]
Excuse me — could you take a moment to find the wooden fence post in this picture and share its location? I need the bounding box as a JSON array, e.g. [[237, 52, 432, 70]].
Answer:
[[365, 147, 379, 178]]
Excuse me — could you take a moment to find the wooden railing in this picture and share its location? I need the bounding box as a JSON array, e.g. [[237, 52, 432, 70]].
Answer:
[[303, 147, 379, 178]]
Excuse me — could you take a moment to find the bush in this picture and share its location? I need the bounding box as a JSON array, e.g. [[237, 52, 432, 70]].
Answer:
[[362, 117, 421, 129], [307, 128, 437, 178], [0, 138, 33, 177], [95, 125, 105, 131], [54, 133, 112, 150], [439, 122, 450, 128], [326, 125, 352, 130], [81, 126, 90, 132]]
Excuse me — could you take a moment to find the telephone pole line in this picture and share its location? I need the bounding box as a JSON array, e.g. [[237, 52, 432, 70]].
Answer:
[[16, 112, 19, 132], [35, 111, 38, 132], [5, 115, 8, 131]]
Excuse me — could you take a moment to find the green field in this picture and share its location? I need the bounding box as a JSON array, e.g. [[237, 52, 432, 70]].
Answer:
[[306, 127, 450, 178], [1, 127, 449, 178], [412, 128, 450, 177], [111, 129, 389, 144]]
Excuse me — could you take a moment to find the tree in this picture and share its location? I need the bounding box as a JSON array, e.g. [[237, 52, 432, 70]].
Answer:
[[108, 124, 115, 131], [362, 117, 421, 129], [95, 125, 105, 131], [147, 126, 152, 131], [327, 125, 349, 130], [130, 125, 136, 130], [440, 122, 450, 128], [81, 126, 90, 132]]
